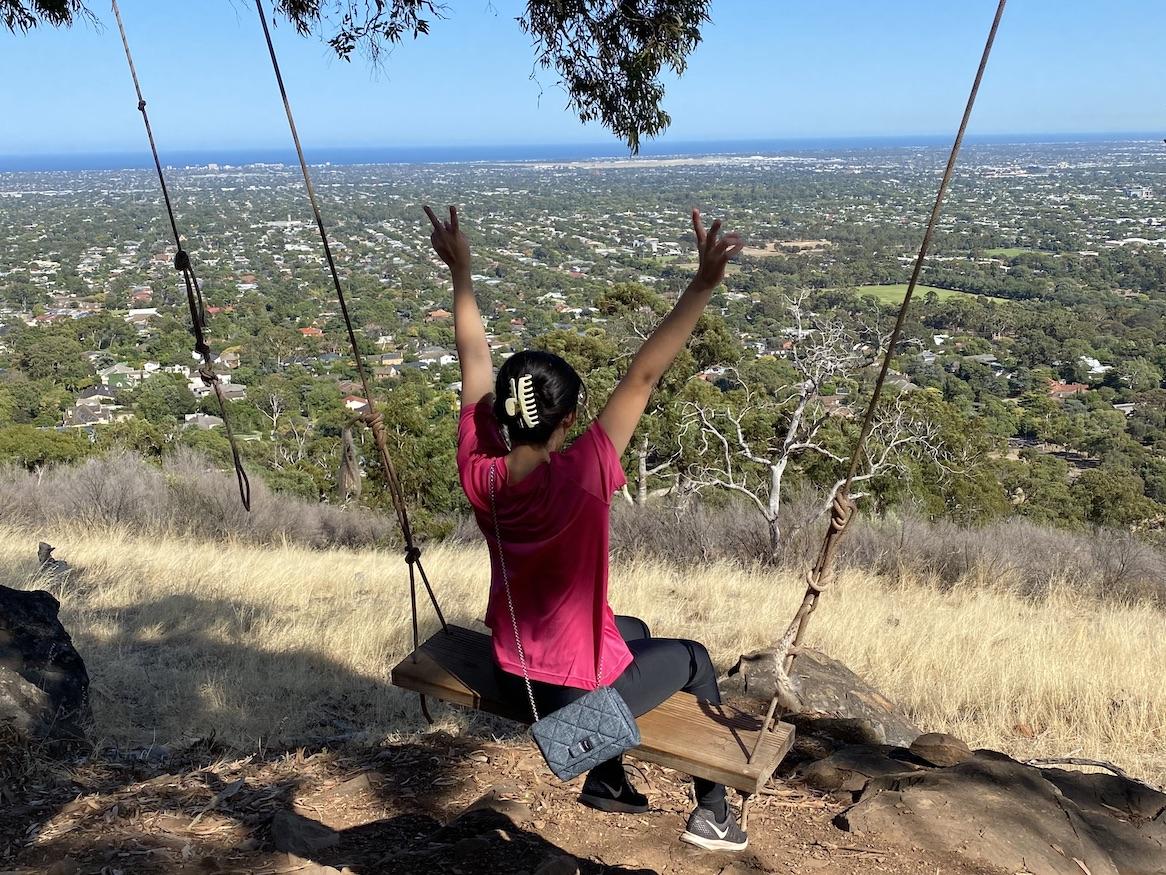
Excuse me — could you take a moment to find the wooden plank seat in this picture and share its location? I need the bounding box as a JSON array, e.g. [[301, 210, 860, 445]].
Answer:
[[391, 624, 795, 794]]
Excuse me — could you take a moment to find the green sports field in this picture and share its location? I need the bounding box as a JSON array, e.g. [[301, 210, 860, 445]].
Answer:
[[983, 247, 1046, 258], [855, 284, 978, 303]]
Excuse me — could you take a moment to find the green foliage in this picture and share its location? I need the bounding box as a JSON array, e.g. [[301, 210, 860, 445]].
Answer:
[[0, 424, 90, 468], [95, 418, 169, 458], [1070, 467, 1156, 527], [998, 451, 1080, 525], [259, 465, 321, 501], [11, 330, 93, 388], [1, 0, 86, 31], [131, 375, 197, 424], [0, 380, 71, 426], [521, 0, 710, 151], [1121, 357, 1163, 393]]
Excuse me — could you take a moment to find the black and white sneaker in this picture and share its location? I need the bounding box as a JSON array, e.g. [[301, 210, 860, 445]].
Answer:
[[680, 806, 748, 851], [578, 773, 649, 814]]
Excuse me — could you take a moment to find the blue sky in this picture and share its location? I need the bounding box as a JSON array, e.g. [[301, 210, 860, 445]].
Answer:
[[0, 0, 1161, 154]]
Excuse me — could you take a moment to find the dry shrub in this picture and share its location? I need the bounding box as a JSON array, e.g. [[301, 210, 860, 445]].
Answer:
[[608, 496, 1166, 608], [4, 454, 1163, 607], [0, 452, 393, 549]]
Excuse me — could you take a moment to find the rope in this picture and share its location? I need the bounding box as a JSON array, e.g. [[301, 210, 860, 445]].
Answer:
[[111, 0, 251, 512], [252, 1, 448, 661], [780, 0, 1008, 675]]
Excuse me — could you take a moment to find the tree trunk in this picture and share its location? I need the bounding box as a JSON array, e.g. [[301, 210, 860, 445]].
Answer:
[[766, 514, 781, 563], [636, 435, 649, 505], [766, 460, 785, 561]]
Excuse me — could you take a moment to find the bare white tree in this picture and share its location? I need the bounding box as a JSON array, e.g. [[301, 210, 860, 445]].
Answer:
[[272, 417, 313, 469], [680, 295, 950, 558], [256, 389, 286, 439]]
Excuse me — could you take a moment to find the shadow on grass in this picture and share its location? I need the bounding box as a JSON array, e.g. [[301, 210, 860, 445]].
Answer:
[[1, 583, 656, 874]]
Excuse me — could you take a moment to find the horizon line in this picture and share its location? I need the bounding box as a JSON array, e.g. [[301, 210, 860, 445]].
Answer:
[[1, 131, 1160, 173], [2, 130, 1161, 156]]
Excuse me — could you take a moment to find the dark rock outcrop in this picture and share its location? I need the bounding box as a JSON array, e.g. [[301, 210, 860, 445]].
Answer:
[[835, 749, 1166, 875], [0, 584, 91, 742], [797, 743, 925, 794]]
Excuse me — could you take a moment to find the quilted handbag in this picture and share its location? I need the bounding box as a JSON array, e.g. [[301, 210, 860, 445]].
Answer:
[[489, 464, 640, 781]]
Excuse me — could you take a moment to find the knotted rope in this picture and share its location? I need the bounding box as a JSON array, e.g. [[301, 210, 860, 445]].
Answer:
[[112, 0, 251, 511]]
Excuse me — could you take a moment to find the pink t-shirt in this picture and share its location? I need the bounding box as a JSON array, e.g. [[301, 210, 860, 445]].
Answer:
[[457, 399, 633, 690]]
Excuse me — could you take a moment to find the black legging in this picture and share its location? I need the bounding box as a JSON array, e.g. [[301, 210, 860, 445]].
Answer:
[[495, 615, 725, 811]]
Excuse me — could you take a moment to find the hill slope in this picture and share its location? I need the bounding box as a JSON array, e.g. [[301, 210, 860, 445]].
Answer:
[[2, 526, 1161, 786]]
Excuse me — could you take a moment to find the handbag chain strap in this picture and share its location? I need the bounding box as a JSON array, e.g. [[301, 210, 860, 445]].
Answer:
[[488, 462, 603, 726]]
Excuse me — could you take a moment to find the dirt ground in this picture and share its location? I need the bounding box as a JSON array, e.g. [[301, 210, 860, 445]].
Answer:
[[1, 730, 1008, 875]]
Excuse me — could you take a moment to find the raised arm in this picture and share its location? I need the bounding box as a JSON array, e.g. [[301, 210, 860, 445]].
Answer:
[[424, 205, 493, 408], [598, 209, 743, 455]]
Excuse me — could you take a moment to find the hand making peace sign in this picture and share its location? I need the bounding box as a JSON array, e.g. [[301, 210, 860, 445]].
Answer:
[[423, 204, 471, 275], [691, 208, 744, 291]]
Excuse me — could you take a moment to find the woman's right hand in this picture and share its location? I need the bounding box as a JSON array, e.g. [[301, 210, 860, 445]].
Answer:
[[424, 205, 471, 275], [692, 208, 744, 291]]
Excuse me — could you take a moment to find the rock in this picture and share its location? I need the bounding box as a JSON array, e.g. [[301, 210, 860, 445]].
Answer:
[[791, 650, 922, 747], [0, 584, 91, 742], [534, 855, 580, 875], [727, 646, 921, 747], [909, 732, 973, 767], [836, 750, 1166, 875], [37, 542, 71, 578], [270, 810, 340, 856], [1038, 768, 1166, 875], [455, 784, 533, 828], [797, 744, 924, 794]]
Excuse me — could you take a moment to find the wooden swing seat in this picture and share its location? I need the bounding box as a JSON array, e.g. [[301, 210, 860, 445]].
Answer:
[[391, 625, 794, 793]]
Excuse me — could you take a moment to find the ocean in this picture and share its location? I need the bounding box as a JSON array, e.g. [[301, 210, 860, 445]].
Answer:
[[0, 132, 1155, 173]]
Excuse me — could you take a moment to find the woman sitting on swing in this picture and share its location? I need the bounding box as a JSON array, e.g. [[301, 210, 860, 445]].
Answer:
[[425, 204, 747, 851]]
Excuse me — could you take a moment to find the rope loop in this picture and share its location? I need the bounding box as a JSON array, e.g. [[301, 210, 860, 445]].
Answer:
[[829, 491, 858, 536], [404, 546, 422, 565], [804, 569, 826, 594], [197, 363, 219, 386]]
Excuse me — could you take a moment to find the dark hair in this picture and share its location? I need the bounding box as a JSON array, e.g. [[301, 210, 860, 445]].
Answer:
[[494, 350, 584, 446]]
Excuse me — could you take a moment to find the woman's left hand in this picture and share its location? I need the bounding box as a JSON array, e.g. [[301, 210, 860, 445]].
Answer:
[[424, 205, 471, 275]]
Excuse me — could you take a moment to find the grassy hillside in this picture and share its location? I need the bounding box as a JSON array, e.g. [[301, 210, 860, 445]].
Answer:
[[3, 526, 1163, 787]]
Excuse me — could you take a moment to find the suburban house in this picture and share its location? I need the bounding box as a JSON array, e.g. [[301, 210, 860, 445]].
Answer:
[[184, 413, 225, 429], [1048, 380, 1089, 401], [418, 347, 456, 367], [124, 307, 160, 329], [99, 362, 146, 389], [343, 395, 369, 412]]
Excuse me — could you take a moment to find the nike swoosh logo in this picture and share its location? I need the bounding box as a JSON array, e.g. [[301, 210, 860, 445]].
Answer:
[[709, 821, 730, 839], [598, 780, 624, 799]]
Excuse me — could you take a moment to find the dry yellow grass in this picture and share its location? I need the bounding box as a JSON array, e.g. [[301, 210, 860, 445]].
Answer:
[[3, 525, 1163, 786]]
